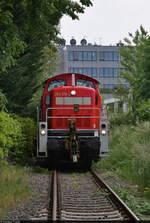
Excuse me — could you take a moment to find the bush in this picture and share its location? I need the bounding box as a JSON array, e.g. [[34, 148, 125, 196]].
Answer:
[[110, 112, 134, 128], [9, 114, 37, 165], [16, 117, 36, 164], [137, 99, 150, 121], [0, 112, 24, 161], [0, 112, 36, 165]]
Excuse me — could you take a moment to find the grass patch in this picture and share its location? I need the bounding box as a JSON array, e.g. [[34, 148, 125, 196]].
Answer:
[[95, 121, 150, 194], [72, 182, 80, 190], [0, 164, 31, 218], [110, 185, 150, 217], [31, 166, 50, 174], [93, 189, 109, 197]]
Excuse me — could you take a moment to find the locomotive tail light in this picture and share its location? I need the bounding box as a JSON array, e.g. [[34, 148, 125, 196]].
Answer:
[[41, 124, 46, 129], [71, 90, 76, 95]]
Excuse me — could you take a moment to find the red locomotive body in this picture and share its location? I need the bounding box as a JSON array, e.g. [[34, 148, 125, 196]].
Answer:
[[37, 73, 109, 169]]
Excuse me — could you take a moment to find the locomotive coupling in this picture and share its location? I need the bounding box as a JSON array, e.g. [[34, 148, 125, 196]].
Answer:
[[64, 119, 80, 163]]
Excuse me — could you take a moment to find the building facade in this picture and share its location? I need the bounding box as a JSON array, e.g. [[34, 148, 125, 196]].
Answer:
[[57, 39, 127, 101]]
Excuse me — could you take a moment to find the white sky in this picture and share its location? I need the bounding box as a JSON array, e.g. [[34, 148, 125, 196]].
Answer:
[[60, 0, 150, 45]]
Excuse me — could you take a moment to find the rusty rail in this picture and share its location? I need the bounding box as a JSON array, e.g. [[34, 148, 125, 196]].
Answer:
[[51, 170, 139, 221], [91, 170, 139, 222], [52, 170, 58, 221]]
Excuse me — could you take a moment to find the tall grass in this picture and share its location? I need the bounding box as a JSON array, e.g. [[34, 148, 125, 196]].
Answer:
[[95, 122, 150, 197], [0, 165, 30, 218]]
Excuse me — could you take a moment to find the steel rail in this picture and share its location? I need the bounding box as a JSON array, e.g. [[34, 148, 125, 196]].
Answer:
[[91, 169, 139, 222], [52, 170, 58, 221]]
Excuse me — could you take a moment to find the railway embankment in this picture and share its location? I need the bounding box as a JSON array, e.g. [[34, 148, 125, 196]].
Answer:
[[0, 163, 150, 220], [94, 121, 150, 219], [0, 121, 150, 220]]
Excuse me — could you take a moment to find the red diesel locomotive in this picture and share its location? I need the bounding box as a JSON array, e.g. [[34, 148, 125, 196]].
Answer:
[[37, 73, 109, 168]]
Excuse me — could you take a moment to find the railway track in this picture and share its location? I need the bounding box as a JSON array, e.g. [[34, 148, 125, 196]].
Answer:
[[49, 170, 139, 221]]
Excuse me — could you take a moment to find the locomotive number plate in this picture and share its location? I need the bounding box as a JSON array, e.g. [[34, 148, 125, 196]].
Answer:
[[54, 92, 69, 96]]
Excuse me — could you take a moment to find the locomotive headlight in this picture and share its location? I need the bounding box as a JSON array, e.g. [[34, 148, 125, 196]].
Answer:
[[71, 90, 76, 95], [40, 129, 46, 136], [101, 130, 106, 135]]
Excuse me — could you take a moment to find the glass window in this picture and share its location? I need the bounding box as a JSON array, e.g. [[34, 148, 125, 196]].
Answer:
[[69, 51, 97, 61], [100, 51, 119, 61], [69, 67, 97, 78], [99, 68, 118, 78], [76, 78, 95, 89], [114, 68, 118, 77], [91, 68, 97, 78], [103, 84, 116, 89], [99, 52, 104, 61], [74, 51, 78, 61], [105, 68, 112, 77], [47, 79, 66, 92], [83, 51, 88, 60], [88, 52, 92, 60], [92, 52, 97, 60], [99, 68, 104, 77], [104, 52, 113, 60], [68, 51, 74, 61], [78, 52, 83, 61], [114, 52, 119, 60]]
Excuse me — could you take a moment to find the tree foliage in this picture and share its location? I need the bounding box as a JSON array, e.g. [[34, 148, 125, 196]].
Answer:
[[0, 0, 92, 71], [0, 0, 92, 115], [117, 26, 150, 122]]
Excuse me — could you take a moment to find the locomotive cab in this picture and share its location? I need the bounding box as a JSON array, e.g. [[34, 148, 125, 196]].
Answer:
[[37, 73, 109, 168]]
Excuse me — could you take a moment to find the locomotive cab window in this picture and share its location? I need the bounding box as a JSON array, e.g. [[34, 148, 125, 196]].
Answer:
[[47, 79, 66, 92], [76, 78, 95, 89]]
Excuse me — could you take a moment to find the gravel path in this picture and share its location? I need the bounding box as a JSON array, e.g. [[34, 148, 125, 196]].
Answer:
[[5, 173, 50, 220]]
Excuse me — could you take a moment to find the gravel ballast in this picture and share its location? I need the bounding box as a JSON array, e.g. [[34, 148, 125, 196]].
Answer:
[[5, 173, 50, 220]]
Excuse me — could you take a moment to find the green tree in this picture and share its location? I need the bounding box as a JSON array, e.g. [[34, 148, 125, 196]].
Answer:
[[0, 0, 92, 72], [0, 0, 92, 115], [26, 45, 59, 118], [118, 25, 150, 123]]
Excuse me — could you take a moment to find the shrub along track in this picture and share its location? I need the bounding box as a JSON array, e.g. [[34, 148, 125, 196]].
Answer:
[[49, 170, 139, 221]]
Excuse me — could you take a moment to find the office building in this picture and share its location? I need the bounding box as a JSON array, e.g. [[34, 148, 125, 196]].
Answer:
[[56, 38, 127, 103]]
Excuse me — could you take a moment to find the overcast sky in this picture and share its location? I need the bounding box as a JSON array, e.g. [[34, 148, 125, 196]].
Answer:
[[60, 0, 150, 45]]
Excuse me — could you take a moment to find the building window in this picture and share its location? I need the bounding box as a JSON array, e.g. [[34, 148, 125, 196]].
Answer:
[[68, 51, 97, 61], [103, 84, 117, 89], [102, 84, 129, 90], [68, 51, 74, 61], [99, 51, 119, 61], [69, 67, 97, 78], [114, 68, 118, 77], [99, 68, 119, 78]]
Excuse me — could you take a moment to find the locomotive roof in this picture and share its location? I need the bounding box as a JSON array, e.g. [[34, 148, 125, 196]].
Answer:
[[45, 73, 100, 85]]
